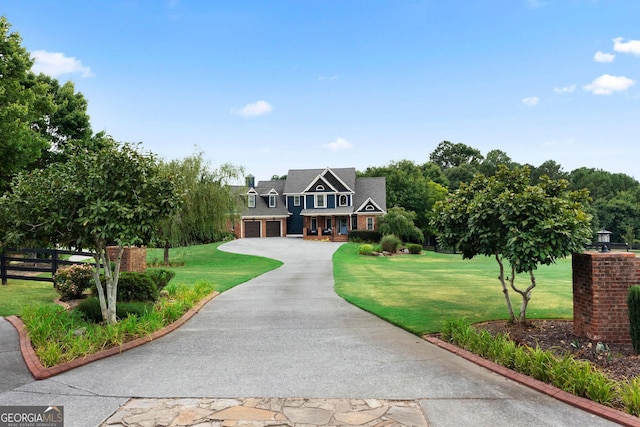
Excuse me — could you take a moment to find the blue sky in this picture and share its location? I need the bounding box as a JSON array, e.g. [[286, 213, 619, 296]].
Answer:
[[3, 1, 640, 181]]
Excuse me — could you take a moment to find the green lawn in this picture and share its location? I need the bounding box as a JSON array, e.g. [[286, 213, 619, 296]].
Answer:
[[334, 243, 573, 335], [0, 242, 282, 317]]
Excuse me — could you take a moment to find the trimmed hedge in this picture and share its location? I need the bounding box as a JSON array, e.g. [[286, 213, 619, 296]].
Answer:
[[349, 230, 381, 243], [75, 297, 153, 323]]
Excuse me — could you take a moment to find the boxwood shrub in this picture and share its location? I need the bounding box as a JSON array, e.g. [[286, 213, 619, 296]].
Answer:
[[75, 297, 153, 323]]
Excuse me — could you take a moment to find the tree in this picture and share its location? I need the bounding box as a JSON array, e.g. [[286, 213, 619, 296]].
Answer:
[[360, 160, 447, 235], [0, 136, 180, 324], [432, 166, 592, 324], [378, 207, 424, 243], [0, 17, 52, 191], [531, 160, 567, 184], [429, 141, 484, 170], [478, 149, 517, 177], [158, 153, 244, 264]]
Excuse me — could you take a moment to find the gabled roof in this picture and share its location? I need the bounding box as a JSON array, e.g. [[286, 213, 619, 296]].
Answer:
[[353, 177, 386, 213], [284, 168, 356, 194], [238, 179, 289, 218]]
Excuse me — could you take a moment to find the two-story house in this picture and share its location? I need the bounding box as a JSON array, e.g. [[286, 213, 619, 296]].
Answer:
[[232, 167, 386, 241]]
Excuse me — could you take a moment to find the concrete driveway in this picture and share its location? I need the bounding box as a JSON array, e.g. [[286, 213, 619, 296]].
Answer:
[[0, 238, 620, 426]]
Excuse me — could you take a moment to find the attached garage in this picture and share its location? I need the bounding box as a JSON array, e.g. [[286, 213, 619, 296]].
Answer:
[[266, 221, 281, 237], [244, 221, 260, 238]]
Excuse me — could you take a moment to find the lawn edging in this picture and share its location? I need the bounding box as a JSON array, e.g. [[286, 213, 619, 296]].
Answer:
[[6, 291, 219, 380], [424, 335, 640, 427]]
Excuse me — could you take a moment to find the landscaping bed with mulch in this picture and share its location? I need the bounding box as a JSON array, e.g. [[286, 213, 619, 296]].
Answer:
[[476, 319, 640, 382]]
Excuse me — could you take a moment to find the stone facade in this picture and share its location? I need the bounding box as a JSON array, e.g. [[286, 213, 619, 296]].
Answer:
[[106, 246, 147, 272], [573, 251, 640, 343]]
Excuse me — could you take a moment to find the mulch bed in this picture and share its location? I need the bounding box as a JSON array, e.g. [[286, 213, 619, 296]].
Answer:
[[476, 319, 640, 382]]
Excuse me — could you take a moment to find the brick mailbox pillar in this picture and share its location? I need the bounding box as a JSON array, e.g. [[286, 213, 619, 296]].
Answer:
[[106, 246, 147, 273], [573, 251, 640, 343]]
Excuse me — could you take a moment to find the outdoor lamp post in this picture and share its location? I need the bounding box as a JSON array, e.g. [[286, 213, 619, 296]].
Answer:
[[597, 229, 612, 253]]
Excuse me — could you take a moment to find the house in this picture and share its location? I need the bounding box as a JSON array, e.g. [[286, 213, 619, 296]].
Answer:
[[232, 167, 386, 241]]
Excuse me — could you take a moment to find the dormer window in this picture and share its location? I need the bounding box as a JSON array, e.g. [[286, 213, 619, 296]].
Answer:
[[248, 194, 256, 208], [269, 194, 276, 208]]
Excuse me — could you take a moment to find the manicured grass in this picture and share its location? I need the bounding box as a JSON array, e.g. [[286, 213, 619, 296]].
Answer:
[[146, 242, 282, 292], [0, 242, 282, 317], [0, 280, 58, 317], [334, 243, 573, 335]]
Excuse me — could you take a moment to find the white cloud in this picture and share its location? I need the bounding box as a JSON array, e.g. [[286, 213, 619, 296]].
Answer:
[[323, 137, 353, 151], [231, 100, 273, 117], [521, 96, 539, 107], [594, 51, 615, 63], [31, 50, 93, 78], [613, 37, 640, 56], [583, 74, 635, 95], [554, 85, 576, 94]]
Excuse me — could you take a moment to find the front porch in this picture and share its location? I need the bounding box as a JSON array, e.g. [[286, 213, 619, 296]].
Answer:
[[303, 215, 350, 242]]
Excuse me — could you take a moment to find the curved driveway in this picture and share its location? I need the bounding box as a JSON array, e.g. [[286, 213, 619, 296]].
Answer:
[[0, 238, 618, 426]]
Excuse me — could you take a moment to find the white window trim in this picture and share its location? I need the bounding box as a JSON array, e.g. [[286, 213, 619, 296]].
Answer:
[[315, 194, 326, 208], [293, 195, 301, 207], [269, 194, 276, 208], [339, 194, 348, 207], [248, 194, 256, 208], [366, 217, 374, 230]]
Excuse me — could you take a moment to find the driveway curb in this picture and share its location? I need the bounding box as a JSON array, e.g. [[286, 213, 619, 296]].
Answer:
[[6, 291, 219, 380], [424, 336, 640, 427]]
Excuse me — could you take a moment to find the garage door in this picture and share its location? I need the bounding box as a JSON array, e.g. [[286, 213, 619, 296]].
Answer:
[[266, 220, 281, 237], [244, 221, 260, 238]]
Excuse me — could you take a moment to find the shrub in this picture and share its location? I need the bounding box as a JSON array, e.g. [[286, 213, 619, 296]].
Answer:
[[380, 234, 402, 253], [358, 244, 374, 256], [349, 230, 381, 243], [145, 269, 176, 290], [628, 285, 640, 354], [53, 264, 94, 301], [406, 243, 423, 254], [75, 297, 153, 323], [93, 272, 159, 302]]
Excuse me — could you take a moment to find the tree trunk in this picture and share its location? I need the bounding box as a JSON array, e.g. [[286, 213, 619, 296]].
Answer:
[[495, 253, 516, 323], [164, 240, 170, 265], [509, 269, 536, 325]]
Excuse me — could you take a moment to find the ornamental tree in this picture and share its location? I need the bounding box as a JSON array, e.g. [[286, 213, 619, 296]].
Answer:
[[432, 166, 592, 324], [0, 136, 180, 324]]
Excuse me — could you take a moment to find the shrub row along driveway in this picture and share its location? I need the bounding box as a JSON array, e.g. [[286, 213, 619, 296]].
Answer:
[[0, 238, 619, 426]]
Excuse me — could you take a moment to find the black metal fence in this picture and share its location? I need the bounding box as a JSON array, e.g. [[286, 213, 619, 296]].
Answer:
[[0, 248, 97, 285]]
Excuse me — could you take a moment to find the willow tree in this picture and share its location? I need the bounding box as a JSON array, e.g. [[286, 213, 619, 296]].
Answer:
[[158, 154, 244, 264], [432, 166, 592, 324]]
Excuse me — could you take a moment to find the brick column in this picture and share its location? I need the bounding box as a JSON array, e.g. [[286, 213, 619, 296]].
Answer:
[[106, 246, 147, 272], [573, 251, 640, 343]]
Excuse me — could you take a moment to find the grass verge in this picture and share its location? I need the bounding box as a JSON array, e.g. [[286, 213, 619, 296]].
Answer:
[[334, 243, 573, 335]]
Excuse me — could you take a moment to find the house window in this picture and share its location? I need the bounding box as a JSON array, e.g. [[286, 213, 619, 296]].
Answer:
[[365, 205, 375, 211], [316, 184, 325, 191], [248, 194, 256, 208], [366, 217, 374, 230], [339, 195, 348, 206], [294, 195, 301, 206], [315, 194, 326, 208], [269, 194, 276, 208], [311, 217, 317, 231], [326, 218, 332, 230], [352, 216, 358, 230]]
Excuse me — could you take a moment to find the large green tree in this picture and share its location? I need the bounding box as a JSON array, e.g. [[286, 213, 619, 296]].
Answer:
[[158, 153, 244, 264], [0, 16, 52, 191], [378, 207, 424, 243], [0, 136, 180, 324], [432, 166, 592, 324]]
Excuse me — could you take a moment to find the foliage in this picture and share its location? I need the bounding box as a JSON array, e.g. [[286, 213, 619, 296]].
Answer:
[[429, 141, 484, 170], [0, 136, 180, 324], [406, 243, 423, 254], [441, 319, 618, 410], [432, 166, 592, 324], [333, 243, 573, 334], [20, 281, 214, 367], [380, 234, 402, 253], [477, 149, 518, 177], [94, 272, 159, 302], [76, 297, 153, 323], [359, 160, 447, 234], [53, 264, 94, 301], [378, 207, 424, 243], [358, 244, 374, 256], [620, 377, 640, 417], [628, 285, 640, 354], [348, 230, 381, 243], [157, 153, 244, 264], [145, 269, 176, 290], [0, 17, 51, 191]]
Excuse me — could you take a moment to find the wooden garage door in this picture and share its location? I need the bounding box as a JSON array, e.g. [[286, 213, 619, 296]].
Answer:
[[266, 220, 281, 237], [244, 221, 260, 238]]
